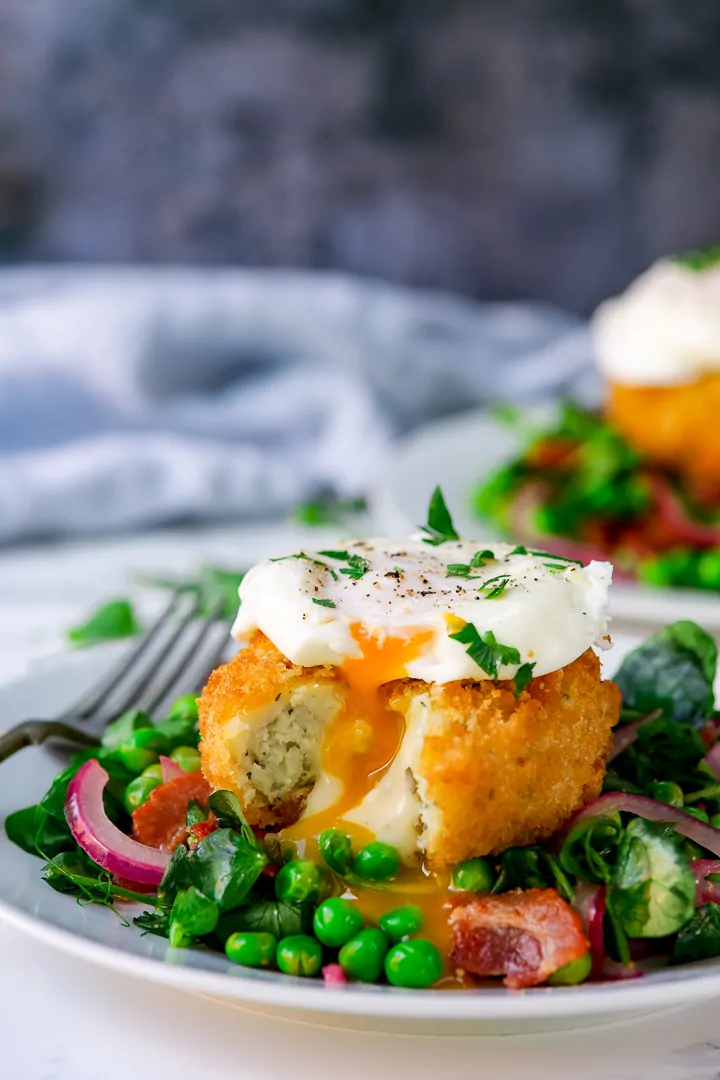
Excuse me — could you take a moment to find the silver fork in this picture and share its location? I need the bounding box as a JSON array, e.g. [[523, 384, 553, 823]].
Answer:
[[0, 590, 232, 764]]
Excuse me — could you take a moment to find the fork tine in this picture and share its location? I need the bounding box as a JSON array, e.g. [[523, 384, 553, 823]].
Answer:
[[101, 591, 203, 719], [62, 589, 187, 723], [192, 632, 233, 694], [142, 601, 230, 717]]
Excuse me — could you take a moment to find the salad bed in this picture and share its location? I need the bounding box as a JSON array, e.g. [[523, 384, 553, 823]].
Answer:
[[473, 404, 720, 591], [5, 620, 720, 990]]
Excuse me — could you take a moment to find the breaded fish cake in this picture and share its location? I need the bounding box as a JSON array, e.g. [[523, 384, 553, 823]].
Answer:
[[199, 633, 619, 868]]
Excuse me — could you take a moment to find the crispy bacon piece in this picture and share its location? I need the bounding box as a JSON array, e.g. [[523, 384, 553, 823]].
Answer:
[[449, 888, 589, 989], [132, 772, 212, 852]]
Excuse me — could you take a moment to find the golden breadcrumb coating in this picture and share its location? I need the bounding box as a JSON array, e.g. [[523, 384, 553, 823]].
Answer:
[[384, 649, 619, 868], [198, 633, 620, 865], [607, 373, 720, 503]]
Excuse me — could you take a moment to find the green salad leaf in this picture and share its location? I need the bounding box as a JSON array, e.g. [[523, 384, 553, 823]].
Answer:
[[559, 814, 624, 885], [673, 903, 720, 964], [492, 846, 573, 901], [68, 599, 141, 646], [216, 899, 314, 943], [170, 886, 219, 939], [188, 828, 267, 912], [613, 621, 717, 726], [609, 819, 695, 938]]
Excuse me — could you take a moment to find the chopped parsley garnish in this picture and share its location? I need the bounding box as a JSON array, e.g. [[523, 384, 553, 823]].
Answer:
[[481, 575, 511, 599], [312, 598, 336, 608], [472, 549, 495, 565], [513, 662, 536, 697], [419, 486, 460, 546], [529, 549, 583, 567], [269, 553, 338, 580], [393, 565, 404, 576], [448, 623, 521, 678], [317, 549, 351, 561], [446, 563, 481, 579], [509, 545, 528, 556], [340, 554, 370, 580]]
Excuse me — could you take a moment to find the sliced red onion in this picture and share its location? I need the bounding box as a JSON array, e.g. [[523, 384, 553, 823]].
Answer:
[[607, 710, 662, 764], [159, 755, 185, 783], [322, 964, 347, 987], [66, 759, 170, 885], [571, 880, 599, 933], [565, 792, 720, 857], [703, 743, 720, 781], [647, 473, 720, 547], [693, 860, 720, 906]]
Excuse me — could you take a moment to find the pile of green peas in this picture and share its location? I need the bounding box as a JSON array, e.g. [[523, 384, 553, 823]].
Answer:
[[224, 831, 444, 989]]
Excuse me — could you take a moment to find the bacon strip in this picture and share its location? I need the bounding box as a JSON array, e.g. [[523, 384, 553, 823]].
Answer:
[[450, 888, 589, 989], [132, 772, 212, 852]]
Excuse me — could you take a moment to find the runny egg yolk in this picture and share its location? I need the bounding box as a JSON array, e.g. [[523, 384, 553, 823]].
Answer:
[[282, 622, 432, 841]]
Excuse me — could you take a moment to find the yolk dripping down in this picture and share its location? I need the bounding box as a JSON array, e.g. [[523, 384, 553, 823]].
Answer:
[[283, 623, 432, 841]]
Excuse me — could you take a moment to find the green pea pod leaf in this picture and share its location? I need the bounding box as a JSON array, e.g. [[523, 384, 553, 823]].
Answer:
[[614, 621, 717, 726], [171, 886, 219, 938], [609, 818, 695, 938], [188, 829, 267, 911], [673, 903, 720, 964], [216, 900, 314, 943], [67, 599, 141, 646], [208, 790, 266, 856]]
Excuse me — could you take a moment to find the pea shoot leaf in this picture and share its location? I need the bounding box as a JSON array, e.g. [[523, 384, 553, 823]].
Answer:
[[207, 790, 267, 857], [419, 486, 460, 545], [188, 828, 267, 911], [217, 900, 314, 942], [673, 903, 720, 964]]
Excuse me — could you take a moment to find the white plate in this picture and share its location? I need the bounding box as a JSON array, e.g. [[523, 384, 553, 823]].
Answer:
[[372, 409, 720, 631], [2, 643, 720, 1033]]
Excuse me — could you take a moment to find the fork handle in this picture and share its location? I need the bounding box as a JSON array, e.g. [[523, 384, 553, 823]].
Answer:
[[0, 720, 100, 764]]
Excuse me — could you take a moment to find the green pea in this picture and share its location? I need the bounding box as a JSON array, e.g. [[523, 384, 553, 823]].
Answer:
[[378, 905, 423, 944], [384, 939, 443, 988], [117, 728, 171, 774], [650, 781, 684, 808], [142, 763, 164, 781], [338, 928, 388, 983], [318, 829, 354, 875], [276, 934, 323, 977], [685, 807, 710, 823], [226, 931, 277, 969], [170, 745, 202, 773], [353, 842, 401, 882], [167, 693, 199, 722], [452, 857, 495, 893], [547, 951, 592, 986], [123, 772, 162, 814], [275, 858, 331, 904], [313, 898, 363, 948]]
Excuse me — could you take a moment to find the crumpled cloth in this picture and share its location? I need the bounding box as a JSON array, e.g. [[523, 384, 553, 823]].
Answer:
[[0, 266, 598, 542]]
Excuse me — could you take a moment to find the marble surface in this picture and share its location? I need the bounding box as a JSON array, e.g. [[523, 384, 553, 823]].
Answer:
[[3, 520, 720, 1078]]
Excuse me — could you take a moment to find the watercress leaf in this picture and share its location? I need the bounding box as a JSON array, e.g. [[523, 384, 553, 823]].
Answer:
[[614, 620, 717, 726], [207, 790, 266, 856], [186, 799, 209, 828], [41, 849, 104, 895], [216, 899, 314, 943], [611, 716, 707, 791], [157, 844, 192, 905], [188, 828, 267, 911], [5, 805, 42, 855], [171, 886, 219, 938], [68, 599, 141, 646], [134, 908, 171, 938], [559, 814, 624, 885], [492, 847, 551, 893], [154, 713, 199, 749], [419, 486, 460, 545], [101, 710, 153, 752], [609, 818, 696, 938], [34, 807, 76, 859], [673, 903, 720, 964], [39, 766, 78, 821]]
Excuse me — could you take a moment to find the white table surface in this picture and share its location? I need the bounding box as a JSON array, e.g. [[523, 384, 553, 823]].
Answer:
[[3, 521, 720, 1079]]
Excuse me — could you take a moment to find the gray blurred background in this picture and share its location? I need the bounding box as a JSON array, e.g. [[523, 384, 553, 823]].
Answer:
[[1, 0, 719, 315]]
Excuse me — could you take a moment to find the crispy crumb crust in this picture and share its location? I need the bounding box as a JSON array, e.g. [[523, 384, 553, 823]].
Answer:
[[198, 633, 620, 862], [198, 632, 343, 828], [385, 649, 620, 868], [607, 373, 720, 503]]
